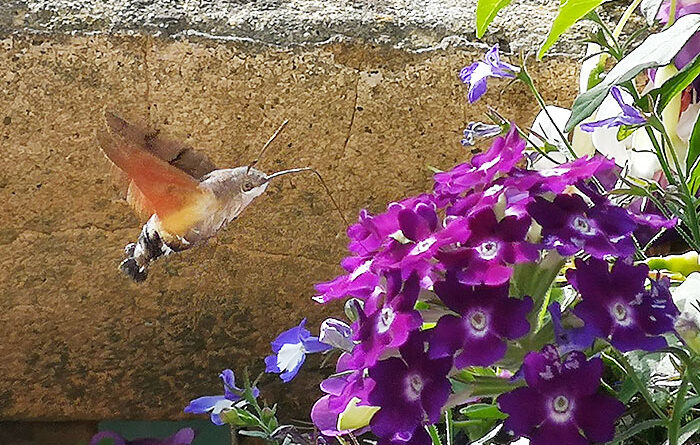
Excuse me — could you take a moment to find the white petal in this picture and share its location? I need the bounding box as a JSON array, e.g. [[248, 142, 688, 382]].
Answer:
[[276, 342, 306, 373], [528, 106, 571, 149], [211, 399, 234, 415]]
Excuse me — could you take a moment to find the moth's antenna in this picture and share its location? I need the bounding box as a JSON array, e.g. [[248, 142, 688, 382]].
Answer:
[[265, 167, 350, 228], [247, 119, 289, 173]]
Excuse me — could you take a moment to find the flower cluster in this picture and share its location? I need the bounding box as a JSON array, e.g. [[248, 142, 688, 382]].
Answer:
[[294, 126, 679, 444]]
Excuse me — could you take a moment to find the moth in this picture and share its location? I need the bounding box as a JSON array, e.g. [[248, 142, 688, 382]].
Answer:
[[97, 112, 341, 282]]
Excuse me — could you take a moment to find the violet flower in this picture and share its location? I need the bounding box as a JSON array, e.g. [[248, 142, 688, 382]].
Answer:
[[429, 272, 533, 367], [311, 353, 377, 437], [460, 44, 519, 103], [265, 319, 332, 382], [461, 122, 503, 146], [89, 429, 195, 445], [438, 208, 538, 285], [580, 87, 646, 132], [497, 345, 624, 445], [351, 273, 423, 368], [367, 332, 452, 444], [184, 369, 258, 425], [435, 126, 525, 199], [527, 194, 637, 259], [374, 202, 471, 281], [567, 258, 680, 352]]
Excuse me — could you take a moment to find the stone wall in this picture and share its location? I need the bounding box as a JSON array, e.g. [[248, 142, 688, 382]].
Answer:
[[0, 0, 581, 424]]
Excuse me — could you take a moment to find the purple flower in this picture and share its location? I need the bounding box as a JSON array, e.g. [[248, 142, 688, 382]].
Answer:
[[434, 127, 525, 199], [89, 429, 195, 445], [510, 155, 616, 195], [374, 202, 471, 282], [429, 273, 533, 367], [527, 194, 636, 259], [567, 258, 680, 352], [658, 1, 700, 92], [184, 370, 258, 425], [438, 208, 538, 285], [497, 345, 625, 445], [311, 353, 377, 437], [580, 87, 646, 132], [265, 319, 332, 382], [367, 332, 452, 444], [461, 122, 503, 146], [548, 302, 596, 354], [351, 273, 423, 368], [460, 44, 519, 103]]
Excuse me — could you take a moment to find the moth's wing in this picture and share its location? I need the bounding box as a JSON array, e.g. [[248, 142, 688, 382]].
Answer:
[[97, 131, 217, 236], [105, 111, 217, 180]]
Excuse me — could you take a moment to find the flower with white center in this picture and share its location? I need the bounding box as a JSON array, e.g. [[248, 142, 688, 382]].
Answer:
[[265, 319, 332, 383]]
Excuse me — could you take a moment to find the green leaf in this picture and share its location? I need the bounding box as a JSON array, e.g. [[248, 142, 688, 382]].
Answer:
[[238, 430, 269, 439], [459, 403, 508, 420], [538, 0, 604, 59], [641, 0, 665, 25], [616, 124, 642, 141], [608, 419, 666, 444], [687, 108, 700, 192], [476, 0, 513, 38], [565, 14, 700, 132], [637, 54, 700, 114], [219, 408, 260, 427]]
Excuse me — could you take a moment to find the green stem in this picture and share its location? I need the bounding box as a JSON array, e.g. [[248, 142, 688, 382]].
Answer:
[[612, 0, 644, 39], [445, 408, 454, 445], [668, 369, 690, 445], [608, 350, 668, 420], [516, 67, 576, 159], [669, 0, 678, 26], [425, 424, 443, 445]]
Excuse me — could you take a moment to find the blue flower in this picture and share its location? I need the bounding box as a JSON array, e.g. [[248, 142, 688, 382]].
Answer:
[[184, 369, 259, 425], [459, 44, 519, 103], [265, 319, 332, 382], [580, 86, 647, 132]]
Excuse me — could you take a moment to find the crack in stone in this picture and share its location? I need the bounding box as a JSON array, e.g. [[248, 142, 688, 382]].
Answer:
[[338, 72, 360, 160]]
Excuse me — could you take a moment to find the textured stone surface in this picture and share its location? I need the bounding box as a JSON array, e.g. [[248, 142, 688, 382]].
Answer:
[[0, 0, 607, 54], [0, 33, 579, 421]]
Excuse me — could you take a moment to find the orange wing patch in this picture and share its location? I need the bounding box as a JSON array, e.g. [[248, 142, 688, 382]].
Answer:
[[97, 131, 217, 236]]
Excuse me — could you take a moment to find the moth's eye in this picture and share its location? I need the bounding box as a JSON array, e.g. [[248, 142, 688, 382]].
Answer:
[[242, 181, 255, 192]]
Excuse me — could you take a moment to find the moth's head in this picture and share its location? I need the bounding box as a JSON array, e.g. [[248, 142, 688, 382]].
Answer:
[[239, 167, 269, 198]]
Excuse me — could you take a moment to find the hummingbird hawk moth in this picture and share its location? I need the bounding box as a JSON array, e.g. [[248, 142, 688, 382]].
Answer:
[[97, 112, 343, 282]]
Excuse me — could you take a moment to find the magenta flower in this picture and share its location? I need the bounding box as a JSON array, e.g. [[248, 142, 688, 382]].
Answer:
[[510, 155, 615, 195], [527, 194, 637, 259], [434, 127, 525, 199], [311, 353, 375, 437], [497, 345, 624, 445], [460, 44, 520, 103], [567, 258, 680, 352], [429, 272, 533, 367], [374, 202, 471, 281], [351, 273, 423, 368], [367, 332, 452, 444], [438, 208, 538, 285]]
